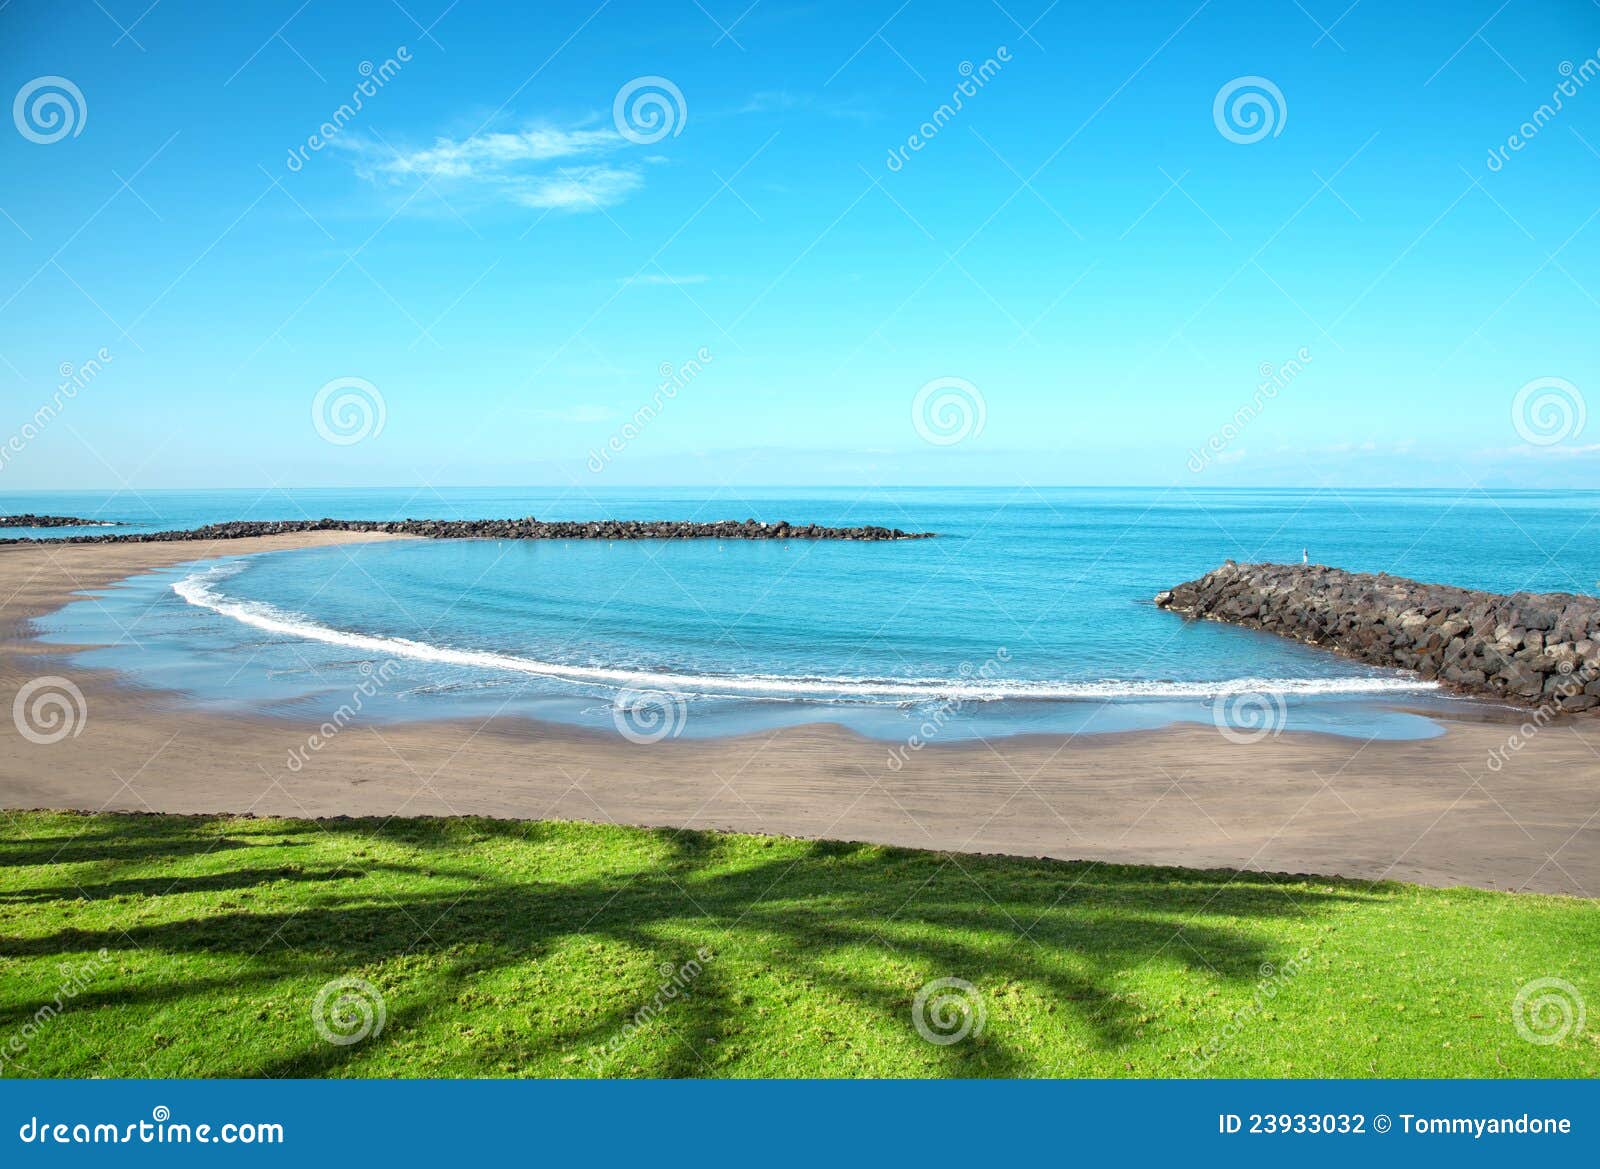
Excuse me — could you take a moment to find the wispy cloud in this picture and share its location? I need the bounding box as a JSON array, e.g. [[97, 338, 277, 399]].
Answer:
[[738, 90, 876, 123], [530, 404, 619, 423], [622, 273, 708, 286], [520, 165, 641, 210], [341, 124, 646, 212], [1504, 442, 1600, 459]]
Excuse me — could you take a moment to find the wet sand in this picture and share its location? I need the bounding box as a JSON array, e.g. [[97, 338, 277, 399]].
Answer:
[[1, 533, 1596, 895]]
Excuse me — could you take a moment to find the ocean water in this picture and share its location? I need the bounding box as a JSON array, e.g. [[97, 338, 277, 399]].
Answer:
[[17, 487, 1600, 742]]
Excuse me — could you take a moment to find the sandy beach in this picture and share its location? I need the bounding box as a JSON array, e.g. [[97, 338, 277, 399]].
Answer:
[[2, 532, 1596, 896]]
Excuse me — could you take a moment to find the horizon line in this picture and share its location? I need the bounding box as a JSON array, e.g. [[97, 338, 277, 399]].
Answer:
[[5, 484, 1599, 495]]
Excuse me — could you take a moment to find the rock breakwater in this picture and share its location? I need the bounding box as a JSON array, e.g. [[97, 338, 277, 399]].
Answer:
[[0, 517, 934, 546], [0, 514, 121, 528], [1155, 561, 1600, 712]]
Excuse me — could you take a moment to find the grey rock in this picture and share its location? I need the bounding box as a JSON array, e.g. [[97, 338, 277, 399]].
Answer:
[[1154, 560, 1599, 713]]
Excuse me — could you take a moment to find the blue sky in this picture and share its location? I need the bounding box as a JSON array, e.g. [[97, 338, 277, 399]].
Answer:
[[1, 0, 1598, 490]]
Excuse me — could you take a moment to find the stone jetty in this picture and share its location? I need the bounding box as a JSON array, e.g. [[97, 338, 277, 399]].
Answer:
[[0, 514, 121, 528], [1155, 561, 1600, 712], [0, 517, 935, 546]]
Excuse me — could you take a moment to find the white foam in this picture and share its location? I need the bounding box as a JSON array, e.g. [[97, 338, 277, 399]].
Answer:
[[172, 563, 1437, 703]]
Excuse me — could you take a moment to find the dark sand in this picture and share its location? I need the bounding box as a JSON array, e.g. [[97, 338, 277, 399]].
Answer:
[[1, 534, 1595, 895]]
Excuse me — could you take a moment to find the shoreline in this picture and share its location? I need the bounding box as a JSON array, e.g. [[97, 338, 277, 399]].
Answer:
[[2, 533, 1597, 896]]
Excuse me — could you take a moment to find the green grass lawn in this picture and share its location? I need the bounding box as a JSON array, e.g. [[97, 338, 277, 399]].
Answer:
[[0, 810, 1594, 1078]]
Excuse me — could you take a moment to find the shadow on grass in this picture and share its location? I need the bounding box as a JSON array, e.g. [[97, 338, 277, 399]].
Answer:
[[0, 834, 256, 868], [0, 866, 368, 904], [0, 816, 1381, 1077]]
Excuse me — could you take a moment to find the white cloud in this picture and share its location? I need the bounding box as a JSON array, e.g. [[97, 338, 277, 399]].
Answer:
[[343, 123, 646, 212], [374, 128, 621, 178], [516, 165, 642, 210]]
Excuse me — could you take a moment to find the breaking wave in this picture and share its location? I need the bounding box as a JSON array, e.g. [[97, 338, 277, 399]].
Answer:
[[172, 563, 1436, 704]]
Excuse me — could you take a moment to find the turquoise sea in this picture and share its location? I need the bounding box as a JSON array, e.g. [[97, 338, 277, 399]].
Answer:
[[14, 487, 1600, 741]]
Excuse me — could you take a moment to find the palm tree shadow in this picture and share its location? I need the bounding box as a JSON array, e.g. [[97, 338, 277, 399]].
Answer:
[[2, 818, 1379, 1077], [0, 866, 368, 903]]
